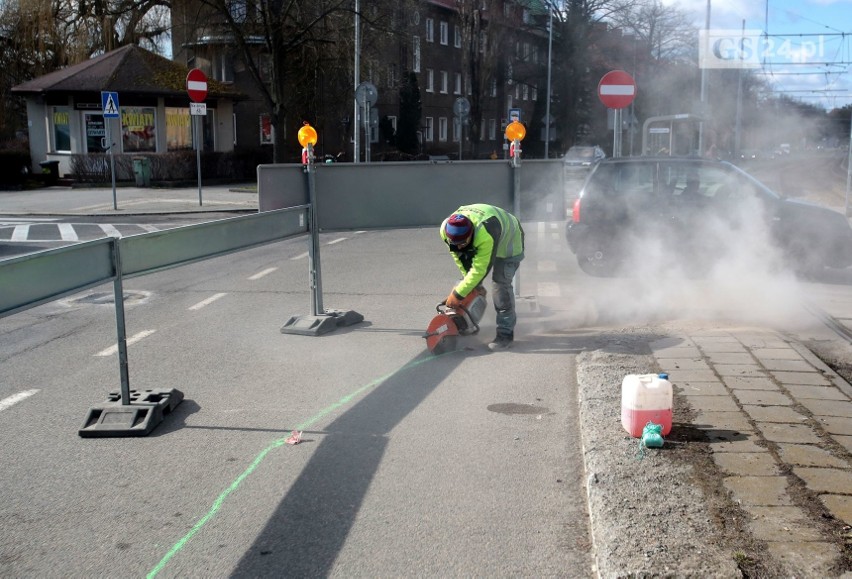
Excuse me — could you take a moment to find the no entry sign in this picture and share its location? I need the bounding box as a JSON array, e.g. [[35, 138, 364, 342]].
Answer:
[[186, 68, 208, 103], [597, 70, 636, 109]]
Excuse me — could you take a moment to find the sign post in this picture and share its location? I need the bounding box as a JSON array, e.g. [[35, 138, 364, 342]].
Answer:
[[597, 70, 636, 158], [186, 69, 208, 206], [101, 91, 120, 209]]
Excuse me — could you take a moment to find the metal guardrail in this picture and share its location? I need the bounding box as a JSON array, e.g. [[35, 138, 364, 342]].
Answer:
[[0, 206, 309, 436]]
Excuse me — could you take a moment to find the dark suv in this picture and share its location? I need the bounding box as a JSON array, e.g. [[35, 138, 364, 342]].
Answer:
[[565, 157, 852, 277]]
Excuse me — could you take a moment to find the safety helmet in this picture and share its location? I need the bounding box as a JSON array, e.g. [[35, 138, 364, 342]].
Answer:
[[444, 214, 473, 245]]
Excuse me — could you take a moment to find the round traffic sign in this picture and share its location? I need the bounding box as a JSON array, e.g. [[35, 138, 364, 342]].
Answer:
[[186, 68, 208, 103], [597, 70, 636, 109], [355, 82, 378, 107]]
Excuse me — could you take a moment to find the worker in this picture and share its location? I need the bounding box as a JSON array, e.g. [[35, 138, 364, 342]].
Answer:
[[440, 204, 524, 351]]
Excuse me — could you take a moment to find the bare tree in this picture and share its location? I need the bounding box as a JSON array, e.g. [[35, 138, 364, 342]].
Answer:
[[180, 0, 413, 162], [0, 0, 169, 140]]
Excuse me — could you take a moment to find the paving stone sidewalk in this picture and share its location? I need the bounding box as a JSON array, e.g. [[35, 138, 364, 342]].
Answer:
[[652, 331, 852, 577]]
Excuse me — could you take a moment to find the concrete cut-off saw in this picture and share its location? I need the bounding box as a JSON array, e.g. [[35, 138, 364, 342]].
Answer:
[[423, 287, 488, 355]]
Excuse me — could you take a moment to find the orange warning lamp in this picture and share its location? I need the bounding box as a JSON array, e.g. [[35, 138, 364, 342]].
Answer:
[[298, 122, 318, 147], [504, 121, 526, 142]]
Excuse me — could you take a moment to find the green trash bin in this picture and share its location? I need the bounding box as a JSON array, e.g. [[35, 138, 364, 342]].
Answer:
[[132, 156, 151, 187]]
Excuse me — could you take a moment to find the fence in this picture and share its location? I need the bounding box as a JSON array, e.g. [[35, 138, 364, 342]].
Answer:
[[0, 207, 308, 436]]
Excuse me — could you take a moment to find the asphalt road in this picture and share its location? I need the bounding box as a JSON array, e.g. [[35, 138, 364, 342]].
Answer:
[[0, 222, 598, 578]]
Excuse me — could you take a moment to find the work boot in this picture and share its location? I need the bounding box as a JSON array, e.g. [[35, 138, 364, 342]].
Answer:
[[488, 332, 513, 351]]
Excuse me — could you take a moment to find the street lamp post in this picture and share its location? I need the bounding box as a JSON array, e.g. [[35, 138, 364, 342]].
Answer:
[[544, 7, 553, 158]]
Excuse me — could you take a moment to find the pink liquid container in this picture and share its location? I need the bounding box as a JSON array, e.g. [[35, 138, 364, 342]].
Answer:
[[621, 373, 673, 438]]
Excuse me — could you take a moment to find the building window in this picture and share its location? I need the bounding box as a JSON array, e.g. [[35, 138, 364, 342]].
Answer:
[[213, 50, 234, 82], [440, 71, 448, 94], [426, 18, 434, 43], [413, 36, 421, 72], [489, 118, 497, 140], [83, 112, 107, 153], [531, 85, 538, 101], [426, 68, 434, 92], [387, 63, 397, 88], [425, 117, 434, 142], [515, 84, 520, 100], [51, 107, 71, 152], [454, 26, 462, 48], [166, 107, 192, 150], [454, 72, 462, 95], [439, 117, 447, 142], [489, 78, 497, 97], [523, 84, 529, 101], [532, 45, 539, 64], [387, 115, 398, 133], [260, 113, 273, 145], [121, 106, 157, 152], [440, 21, 448, 45]]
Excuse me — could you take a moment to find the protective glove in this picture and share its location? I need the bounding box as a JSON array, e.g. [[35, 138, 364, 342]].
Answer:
[[445, 290, 464, 310]]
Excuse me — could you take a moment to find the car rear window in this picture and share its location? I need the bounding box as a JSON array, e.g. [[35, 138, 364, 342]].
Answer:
[[587, 163, 654, 198]]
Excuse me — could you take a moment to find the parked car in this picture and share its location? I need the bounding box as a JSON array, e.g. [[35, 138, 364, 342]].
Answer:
[[563, 145, 606, 166], [565, 157, 852, 277]]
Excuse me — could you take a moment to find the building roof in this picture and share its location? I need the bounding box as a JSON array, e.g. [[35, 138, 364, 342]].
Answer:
[[11, 44, 242, 100]]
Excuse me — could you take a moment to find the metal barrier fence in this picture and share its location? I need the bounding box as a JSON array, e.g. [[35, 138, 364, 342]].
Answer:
[[0, 206, 309, 437], [2, 158, 591, 437]]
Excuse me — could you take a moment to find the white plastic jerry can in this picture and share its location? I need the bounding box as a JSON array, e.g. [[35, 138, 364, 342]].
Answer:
[[621, 373, 673, 438]]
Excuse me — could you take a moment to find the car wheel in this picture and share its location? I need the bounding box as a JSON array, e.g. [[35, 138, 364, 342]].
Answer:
[[786, 244, 825, 279], [576, 237, 620, 276]]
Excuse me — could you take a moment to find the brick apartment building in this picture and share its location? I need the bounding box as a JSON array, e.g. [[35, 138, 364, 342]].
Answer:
[[169, 0, 554, 162]]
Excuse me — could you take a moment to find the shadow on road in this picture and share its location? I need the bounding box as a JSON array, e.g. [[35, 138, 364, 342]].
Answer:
[[229, 349, 465, 577]]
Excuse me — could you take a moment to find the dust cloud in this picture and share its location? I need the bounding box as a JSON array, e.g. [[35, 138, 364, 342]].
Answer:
[[529, 185, 813, 331]]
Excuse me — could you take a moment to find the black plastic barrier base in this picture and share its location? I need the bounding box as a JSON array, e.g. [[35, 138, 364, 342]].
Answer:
[[78, 388, 184, 438], [281, 309, 364, 336]]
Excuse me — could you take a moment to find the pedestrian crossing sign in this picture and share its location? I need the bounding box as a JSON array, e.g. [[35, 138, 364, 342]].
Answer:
[[101, 91, 119, 118]]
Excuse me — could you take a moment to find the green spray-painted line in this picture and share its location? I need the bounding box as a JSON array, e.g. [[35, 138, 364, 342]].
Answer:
[[147, 353, 444, 578]]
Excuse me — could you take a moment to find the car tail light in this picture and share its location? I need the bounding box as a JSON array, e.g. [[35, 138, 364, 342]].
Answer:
[[572, 198, 582, 223]]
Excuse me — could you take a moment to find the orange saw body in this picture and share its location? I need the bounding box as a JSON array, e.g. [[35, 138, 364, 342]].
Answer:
[[423, 288, 488, 355]]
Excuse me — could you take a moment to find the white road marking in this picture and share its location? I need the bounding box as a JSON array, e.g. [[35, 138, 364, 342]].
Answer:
[[58, 223, 78, 241], [537, 282, 561, 297], [327, 237, 347, 245], [538, 260, 557, 272], [139, 224, 160, 232], [291, 252, 309, 260], [248, 267, 277, 280], [95, 329, 156, 357], [99, 224, 122, 237], [189, 293, 228, 310], [0, 389, 40, 412], [11, 225, 29, 241]]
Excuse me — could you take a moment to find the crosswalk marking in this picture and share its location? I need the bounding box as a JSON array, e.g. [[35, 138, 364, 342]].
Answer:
[[11, 225, 29, 241], [99, 224, 122, 237], [58, 223, 78, 241]]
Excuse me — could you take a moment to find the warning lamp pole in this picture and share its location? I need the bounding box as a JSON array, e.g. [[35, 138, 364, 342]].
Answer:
[[298, 122, 323, 315], [504, 120, 526, 296], [280, 123, 364, 336]]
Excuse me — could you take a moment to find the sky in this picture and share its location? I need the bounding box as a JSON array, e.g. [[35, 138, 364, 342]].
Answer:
[[667, 0, 852, 110]]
